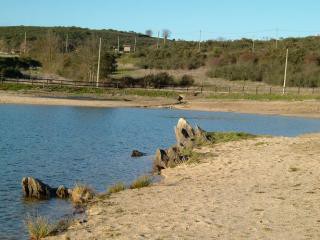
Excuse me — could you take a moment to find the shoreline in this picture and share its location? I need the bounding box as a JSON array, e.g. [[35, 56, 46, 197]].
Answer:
[[1, 92, 320, 118], [47, 133, 320, 239]]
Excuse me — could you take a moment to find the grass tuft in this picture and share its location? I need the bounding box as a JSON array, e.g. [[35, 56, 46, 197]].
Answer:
[[130, 176, 152, 189], [25, 215, 54, 240], [71, 183, 95, 205], [107, 182, 126, 194], [207, 131, 256, 144]]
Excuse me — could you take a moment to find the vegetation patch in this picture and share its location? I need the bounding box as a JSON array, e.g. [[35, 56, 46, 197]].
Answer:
[[107, 182, 126, 194], [130, 176, 152, 189], [206, 132, 256, 144], [25, 215, 54, 240], [206, 93, 320, 101], [71, 183, 95, 205]]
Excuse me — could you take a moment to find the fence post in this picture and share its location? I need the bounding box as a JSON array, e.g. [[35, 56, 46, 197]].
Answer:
[[242, 86, 245, 93], [228, 87, 231, 94], [298, 87, 300, 95], [269, 87, 272, 94], [256, 86, 258, 95], [312, 87, 315, 94]]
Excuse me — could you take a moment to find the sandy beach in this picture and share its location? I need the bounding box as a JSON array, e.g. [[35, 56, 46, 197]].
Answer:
[[47, 133, 320, 240], [1, 91, 320, 118]]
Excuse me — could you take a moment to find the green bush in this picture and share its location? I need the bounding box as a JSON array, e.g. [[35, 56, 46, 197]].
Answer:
[[178, 74, 195, 87]]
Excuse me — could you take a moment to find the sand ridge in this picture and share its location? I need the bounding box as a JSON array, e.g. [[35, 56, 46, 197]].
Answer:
[[47, 134, 320, 240]]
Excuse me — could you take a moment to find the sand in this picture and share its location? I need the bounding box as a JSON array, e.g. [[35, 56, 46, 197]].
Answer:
[[174, 99, 320, 119], [1, 92, 320, 118], [0, 92, 176, 109], [47, 134, 320, 240]]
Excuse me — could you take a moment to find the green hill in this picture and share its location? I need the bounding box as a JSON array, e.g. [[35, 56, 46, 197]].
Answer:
[[0, 26, 320, 87]]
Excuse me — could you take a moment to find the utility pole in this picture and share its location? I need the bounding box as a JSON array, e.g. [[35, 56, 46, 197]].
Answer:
[[276, 28, 279, 49], [157, 31, 160, 49], [198, 30, 202, 51], [283, 48, 289, 95], [117, 36, 120, 52], [65, 34, 69, 53], [24, 32, 27, 54], [252, 39, 255, 53], [134, 36, 137, 53], [96, 37, 102, 88]]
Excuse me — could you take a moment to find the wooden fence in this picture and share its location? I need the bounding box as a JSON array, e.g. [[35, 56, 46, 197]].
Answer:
[[1, 76, 319, 96]]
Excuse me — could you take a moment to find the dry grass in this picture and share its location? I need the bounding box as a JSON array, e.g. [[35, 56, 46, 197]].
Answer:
[[107, 182, 126, 194], [25, 215, 53, 240], [71, 183, 95, 205], [130, 176, 152, 189]]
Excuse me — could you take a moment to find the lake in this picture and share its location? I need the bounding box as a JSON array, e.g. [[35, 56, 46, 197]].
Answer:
[[0, 105, 320, 239]]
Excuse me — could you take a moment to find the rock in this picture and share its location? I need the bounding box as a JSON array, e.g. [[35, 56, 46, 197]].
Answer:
[[153, 118, 211, 172], [177, 95, 184, 103], [153, 146, 184, 172], [174, 118, 196, 148], [131, 150, 146, 157], [22, 177, 71, 200], [56, 185, 69, 198], [153, 149, 169, 172], [21, 177, 54, 200]]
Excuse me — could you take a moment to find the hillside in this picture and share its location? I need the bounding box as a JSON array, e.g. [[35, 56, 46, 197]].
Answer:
[[0, 26, 320, 87]]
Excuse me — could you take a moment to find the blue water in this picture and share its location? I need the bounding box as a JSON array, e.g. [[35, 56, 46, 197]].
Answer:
[[0, 105, 319, 239]]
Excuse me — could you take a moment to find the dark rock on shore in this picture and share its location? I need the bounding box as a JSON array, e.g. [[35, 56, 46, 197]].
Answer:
[[22, 176, 71, 200], [131, 150, 146, 157]]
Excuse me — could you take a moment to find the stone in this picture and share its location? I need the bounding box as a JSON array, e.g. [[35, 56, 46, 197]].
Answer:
[[153, 149, 169, 172], [174, 118, 196, 148], [56, 185, 70, 198], [131, 150, 146, 157], [21, 177, 53, 200]]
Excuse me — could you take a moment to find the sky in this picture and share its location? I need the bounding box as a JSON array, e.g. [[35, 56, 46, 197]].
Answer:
[[1, 0, 320, 40]]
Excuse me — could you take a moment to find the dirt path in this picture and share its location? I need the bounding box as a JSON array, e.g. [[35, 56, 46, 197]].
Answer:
[[48, 134, 320, 240]]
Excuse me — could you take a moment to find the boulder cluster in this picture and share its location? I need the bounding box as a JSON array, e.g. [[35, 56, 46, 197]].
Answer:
[[22, 177, 71, 200], [153, 118, 210, 172]]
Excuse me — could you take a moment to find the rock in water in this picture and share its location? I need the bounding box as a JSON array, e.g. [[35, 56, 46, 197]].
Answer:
[[56, 185, 70, 198], [131, 150, 146, 157], [21, 177, 53, 199], [174, 118, 196, 148]]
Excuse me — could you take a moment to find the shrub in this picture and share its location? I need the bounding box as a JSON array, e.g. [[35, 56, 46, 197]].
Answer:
[[1, 67, 23, 78], [71, 183, 95, 205], [130, 176, 152, 189], [107, 182, 126, 194], [178, 74, 194, 87], [149, 72, 175, 88], [25, 215, 53, 240]]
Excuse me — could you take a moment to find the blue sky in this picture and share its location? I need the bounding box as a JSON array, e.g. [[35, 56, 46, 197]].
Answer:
[[1, 0, 319, 40]]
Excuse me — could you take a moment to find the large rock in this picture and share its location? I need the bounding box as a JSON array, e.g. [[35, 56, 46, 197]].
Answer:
[[153, 118, 211, 172], [22, 177, 54, 200], [153, 149, 169, 172], [175, 118, 196, 148], [153, 146, 183, 172], [22, 177, 71, 200]]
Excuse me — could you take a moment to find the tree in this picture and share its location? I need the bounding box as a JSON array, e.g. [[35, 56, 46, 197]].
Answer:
[[145, 30, 153, 37], [100, 52, 117, 78], [162, 29, 171, 45]]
